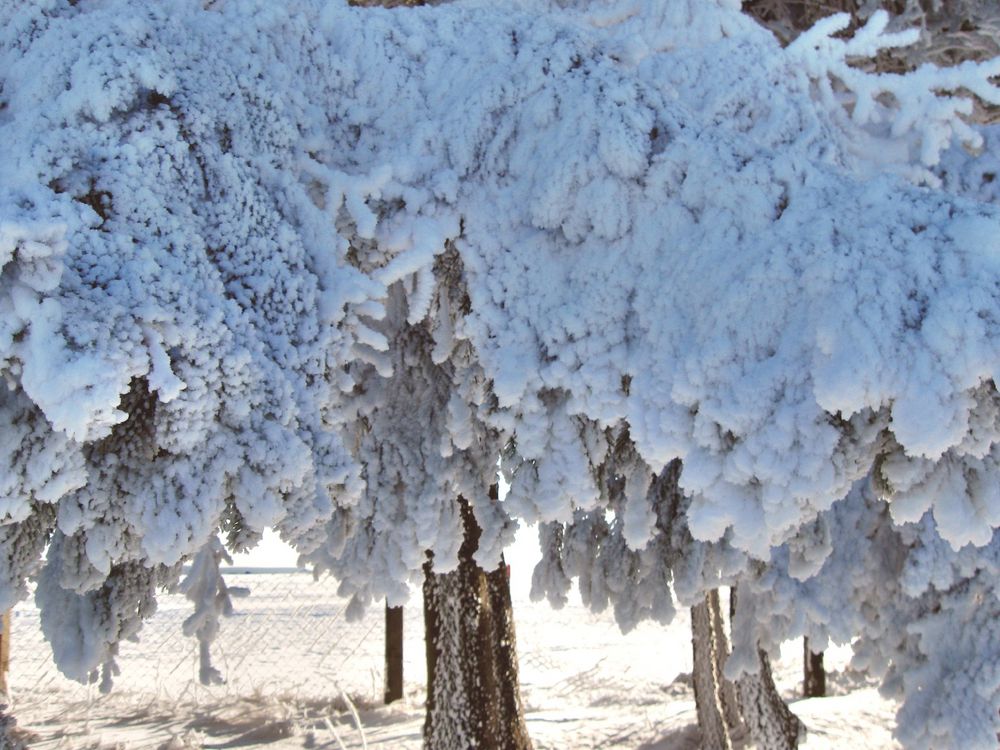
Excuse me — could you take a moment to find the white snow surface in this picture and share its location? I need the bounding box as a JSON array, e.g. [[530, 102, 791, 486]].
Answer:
[[1, 1, 1000, 747], [8, 564, 898, 750]]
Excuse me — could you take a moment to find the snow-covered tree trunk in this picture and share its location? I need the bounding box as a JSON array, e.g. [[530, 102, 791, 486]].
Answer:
[[711, 593, 744, 736], [423, 496, 532, 750], [691, 589, 745, 750], [691, 591, 735, 750], [736, 648, 803, 750], [727, 587, 803, 748]]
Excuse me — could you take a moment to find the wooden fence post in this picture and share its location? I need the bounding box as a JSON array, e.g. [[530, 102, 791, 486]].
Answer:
[[0, 611, 10, 695], [385, 603, 403, 704], [803, 637, 826, 698]]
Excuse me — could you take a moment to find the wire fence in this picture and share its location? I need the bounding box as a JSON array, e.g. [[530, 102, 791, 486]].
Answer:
[[8, 570, 422, 719], [3, 566, 717, 750], [1, 564, 887, 750]]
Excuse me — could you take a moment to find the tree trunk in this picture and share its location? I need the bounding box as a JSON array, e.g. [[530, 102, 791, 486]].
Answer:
[[710, 593, 744, 737], [691, 589, 744, 750], [736, 647, 803, 750], [802, 638, 826, 699], [423, 496, 532, 750], [727, 587, 803, 750]]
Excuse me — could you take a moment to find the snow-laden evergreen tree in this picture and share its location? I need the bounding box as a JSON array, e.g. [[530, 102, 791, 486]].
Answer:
[[498, 6, 1000, 749], [2, 1, 1000, 747], [298, 269, 530, 746], [0, 0, 374, 687]]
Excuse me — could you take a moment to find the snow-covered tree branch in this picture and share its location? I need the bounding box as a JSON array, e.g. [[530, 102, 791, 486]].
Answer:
[[2, 1, 1000, 746]]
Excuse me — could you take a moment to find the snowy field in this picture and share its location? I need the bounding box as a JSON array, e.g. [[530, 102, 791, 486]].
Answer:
[[7, 533, 899, 749]]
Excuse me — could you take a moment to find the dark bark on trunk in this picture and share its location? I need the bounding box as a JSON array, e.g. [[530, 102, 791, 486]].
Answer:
[[802, 638, 826, 699], [691, 589, 745, 750], [727, 587, 803, 749], [485, 560, 531, 745], [710, 593, 744, 737], [385, 603, 404, 704], [691, 593, 733, 750], [423, 496, 532, 750], [736, 647, 804, 750]]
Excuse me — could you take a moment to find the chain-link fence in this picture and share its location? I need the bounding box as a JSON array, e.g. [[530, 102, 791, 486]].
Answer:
[[7, 570, 427, 748], [1, 564, 890, 750]]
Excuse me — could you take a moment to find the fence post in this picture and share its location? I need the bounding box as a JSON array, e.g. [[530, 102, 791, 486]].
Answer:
[[0, 611, 9, 695], [385, 603, 403, 704], [803, 637, 826, 698]]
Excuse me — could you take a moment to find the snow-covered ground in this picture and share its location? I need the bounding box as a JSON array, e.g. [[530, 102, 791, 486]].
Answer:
[[6, 531, 899, 749]]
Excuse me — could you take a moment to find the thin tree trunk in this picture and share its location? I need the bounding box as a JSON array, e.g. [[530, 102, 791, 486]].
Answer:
[[691, 589, 744, 750], [423, 496, 532, 750], [710, 593, 745, 737], [802, 637, 826, 699]]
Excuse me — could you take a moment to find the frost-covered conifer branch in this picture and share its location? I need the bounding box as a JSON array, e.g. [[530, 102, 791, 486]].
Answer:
[[302, 247, 516, 614], [0, 0, 374, 685], [178, 536, 246, 686], [786, 10, 1000, 176], [1, 2, 1000, 745]]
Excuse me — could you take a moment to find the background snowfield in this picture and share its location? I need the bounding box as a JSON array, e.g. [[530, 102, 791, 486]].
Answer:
[[7, 531, 899, 749]]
